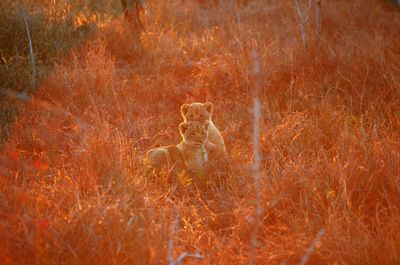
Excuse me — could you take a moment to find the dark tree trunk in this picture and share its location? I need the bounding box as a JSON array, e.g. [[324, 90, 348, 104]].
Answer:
[[120, 0, 144, 54], [121, 0, 144, 31]]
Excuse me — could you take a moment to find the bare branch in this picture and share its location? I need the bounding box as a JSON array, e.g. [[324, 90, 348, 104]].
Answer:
[[294, 0, 308, 48], [20, 4, 36, 89], [249, 49, 263, 265], [175, 250, 204, 265], [168, 215, 179, 265], [168, 214, 204, 265], [0, 90, 32, 101], [295, 0, 305, 21], [298, 229, 326, 265]]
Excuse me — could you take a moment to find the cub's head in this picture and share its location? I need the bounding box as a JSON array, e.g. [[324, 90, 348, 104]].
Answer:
[[180, 102, 213, 122], [179, 121, 209, 147]]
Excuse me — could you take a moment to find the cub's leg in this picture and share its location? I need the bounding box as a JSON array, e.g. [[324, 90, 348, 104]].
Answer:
[[145, 148, 170, 172], [207, 123, 228, 159], [205, 141, 228, 163]]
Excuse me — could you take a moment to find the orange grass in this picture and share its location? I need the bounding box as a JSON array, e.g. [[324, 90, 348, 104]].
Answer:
[[1, 0, 400, 264]]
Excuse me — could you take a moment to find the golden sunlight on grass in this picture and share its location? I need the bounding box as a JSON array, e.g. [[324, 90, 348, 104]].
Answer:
[[1, 0, 400, 264]]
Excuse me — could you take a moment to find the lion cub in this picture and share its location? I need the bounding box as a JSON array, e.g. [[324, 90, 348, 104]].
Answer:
[[145, 121, 209, 176], [181, 102, 227, 158]]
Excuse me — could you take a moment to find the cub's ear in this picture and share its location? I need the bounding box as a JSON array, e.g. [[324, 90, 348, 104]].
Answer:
[[203, 120, 210, 130], [203, 102, 213, 114], [180, 104, 191, 117], [179, 122, 189, 135]]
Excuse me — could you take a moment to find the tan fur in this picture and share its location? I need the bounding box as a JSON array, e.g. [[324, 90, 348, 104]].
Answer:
[[180, 102, 227, 158], [145, 121, 209, 176]]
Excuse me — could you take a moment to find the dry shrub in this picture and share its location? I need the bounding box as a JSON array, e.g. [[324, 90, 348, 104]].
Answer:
[[0, 0, 124, 145]]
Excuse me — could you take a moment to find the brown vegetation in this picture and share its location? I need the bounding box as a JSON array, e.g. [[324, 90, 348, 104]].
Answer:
[[1, 0, 400, 264]]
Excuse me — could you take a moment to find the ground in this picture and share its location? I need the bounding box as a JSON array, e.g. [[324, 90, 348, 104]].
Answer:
[[0, 1, 399, 264]]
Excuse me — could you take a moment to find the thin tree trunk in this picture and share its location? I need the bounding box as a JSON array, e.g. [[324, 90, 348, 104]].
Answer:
[[316, 0, 321, 35], [121, 0, 144, 53], [121, 0, 144, 31]]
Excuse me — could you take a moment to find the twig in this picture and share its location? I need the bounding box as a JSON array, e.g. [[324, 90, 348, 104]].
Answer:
[[0, 90, 32, 101], [298, 229, 325, 265], [294, 0, 305, 21], [168, 215, 179, 265], [294, 0, 308, 48], [174, 251, 204, 265], [20, 4, 36, 89], [168, 214, 204, 265], [249, 49, 263, 265]]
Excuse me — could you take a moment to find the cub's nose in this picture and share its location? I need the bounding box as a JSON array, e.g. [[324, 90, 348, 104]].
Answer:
[[194, 135, 204, 141]]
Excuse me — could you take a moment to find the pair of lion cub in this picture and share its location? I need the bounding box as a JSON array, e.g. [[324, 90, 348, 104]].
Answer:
[[145, 102, 227, 177]]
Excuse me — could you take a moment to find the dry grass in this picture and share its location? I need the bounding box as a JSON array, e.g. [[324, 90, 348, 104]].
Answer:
[[0, 0, 122, 144], [1, 0, 400, 264]]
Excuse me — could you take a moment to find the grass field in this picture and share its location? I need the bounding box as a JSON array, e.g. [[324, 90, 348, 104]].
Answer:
[[1, 0, 400, 264]]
